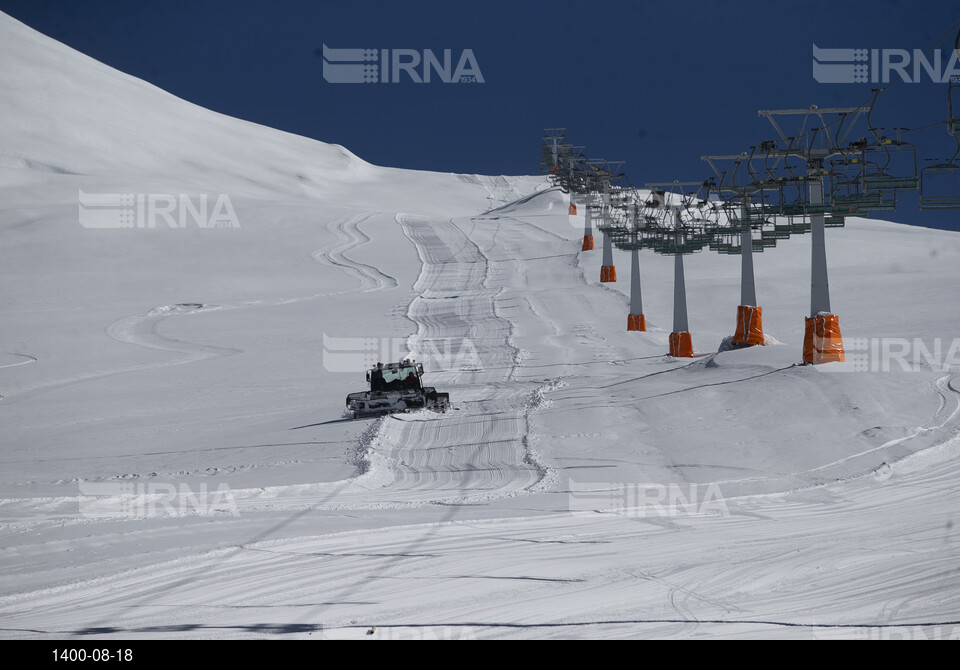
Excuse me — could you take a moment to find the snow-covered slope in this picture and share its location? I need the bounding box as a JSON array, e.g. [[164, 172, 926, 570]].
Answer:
[[1, 11, 959, 639], [0, 11, 372, 194]]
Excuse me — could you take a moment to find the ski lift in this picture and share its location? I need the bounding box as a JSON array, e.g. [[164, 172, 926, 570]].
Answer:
[[825, 153, 866, 201], [823, 157, 892, 212], [919, 161, 960, 209], [861, 131, 919, 192], [781, 203, 807, 217], [833, 191, 897, 213], [919, 73, 960, 209]]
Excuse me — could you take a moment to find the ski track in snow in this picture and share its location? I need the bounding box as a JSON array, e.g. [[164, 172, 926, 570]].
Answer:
[[0, 304, 241, 406], [0, 353, 37, 370], [0, 354, 37, 400], [311, 212, 398, 293], [106, 303, 240, 363]]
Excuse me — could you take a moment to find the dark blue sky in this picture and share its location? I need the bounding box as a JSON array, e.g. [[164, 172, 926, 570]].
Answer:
[[3, 0, 960, 230]]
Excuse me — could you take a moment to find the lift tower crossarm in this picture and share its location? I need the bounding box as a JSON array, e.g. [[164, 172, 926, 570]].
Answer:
[[758, 106, 870, 160], [703, 154, 748, 179]]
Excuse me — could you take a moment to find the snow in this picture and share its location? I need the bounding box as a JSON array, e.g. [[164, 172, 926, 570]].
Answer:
[[1, 11, 960, 639]]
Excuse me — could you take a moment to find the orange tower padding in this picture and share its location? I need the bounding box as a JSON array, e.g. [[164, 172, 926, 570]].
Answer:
[[581, 234, 594, 251], [732, 305, 765, 347], [569, 203, 578, 215], [600, 265, 617, 282], [803, 313, 845, 364], [669, 331, 694, 357], [627, 313, 646, 331]]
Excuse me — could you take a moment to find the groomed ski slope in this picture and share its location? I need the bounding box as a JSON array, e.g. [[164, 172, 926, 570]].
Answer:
[[1, 11, 960, 639]]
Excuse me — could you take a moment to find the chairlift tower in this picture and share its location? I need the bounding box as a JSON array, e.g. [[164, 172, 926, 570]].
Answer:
[[628, 249, 646, 330], [644, 181, 708, 357], [541, 128, 566, 171], [596, 188, 648, 330], [759, 106, 869, 364], [669, 205, 694, 357], [626, 200, 646, 331], [594, 161, 625, 282], [581, 158, 624, 271], [701, 153, 770, 348], [541, 128, 579, 215], [565, 145, 587, 218], [582, 191, 596, 251]]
